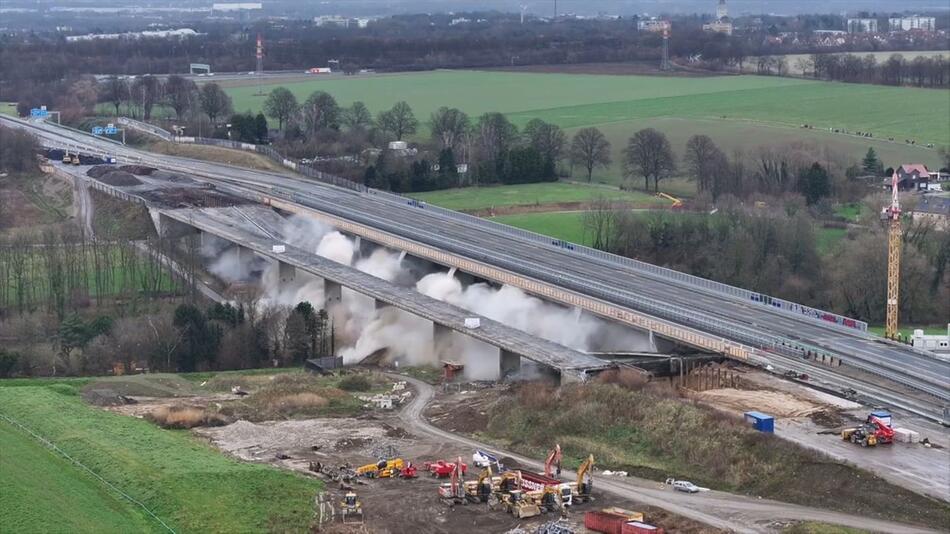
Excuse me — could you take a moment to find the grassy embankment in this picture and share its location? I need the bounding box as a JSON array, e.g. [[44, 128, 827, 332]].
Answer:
[[478, 382, 950, 530], [0, 375, 323, 533]]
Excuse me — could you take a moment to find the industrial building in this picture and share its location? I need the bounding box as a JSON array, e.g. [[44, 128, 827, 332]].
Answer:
[[846, 18, 878, 34], [888, 16, 936, 32]]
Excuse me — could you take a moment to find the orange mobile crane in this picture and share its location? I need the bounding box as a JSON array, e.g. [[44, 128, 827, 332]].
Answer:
[[544, 444, 563, 479], [883, 171, 902, 339]]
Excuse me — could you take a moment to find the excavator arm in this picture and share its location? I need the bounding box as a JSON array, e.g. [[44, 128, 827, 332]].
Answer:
[[544, 444, 563, 478]]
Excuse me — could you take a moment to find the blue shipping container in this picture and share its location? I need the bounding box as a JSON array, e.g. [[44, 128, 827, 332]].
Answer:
[[744, 411, 775, 433]]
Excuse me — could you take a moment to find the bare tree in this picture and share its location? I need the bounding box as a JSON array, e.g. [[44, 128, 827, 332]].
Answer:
[[103, 76, 128, 116], [430, 107, 470, 151], [377, 101, 418, 140], [523, 119, 566, 168], [341, 101, 372, 131], [164, 75, 198, 120], [583, 196, 619, 251], [569, 127, 611, 182], [684, 135, 729, 199], [623, 128, 676, 192], [301, 91, 340, 134], [198, 83, 233, 126], [263, 87, 299, 131], [131, 75, 162, 121]]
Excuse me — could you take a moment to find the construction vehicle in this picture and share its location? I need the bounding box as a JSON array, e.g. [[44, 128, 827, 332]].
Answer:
[[339, 491, 364, 524], [356, 458, 405, 478], [497, 489, 541, 519], [425, 458, 468, 478], [843, 415, 895, 447], [570, 454, 595, 504], [657, 192, 683, 210], [437, 456, 467, 505], [464, 465, 495, 503], [62, 150, 71, 164], [544, 444, 563, 479], [473, 449, 505, 471], [527, 485, 570, 513]]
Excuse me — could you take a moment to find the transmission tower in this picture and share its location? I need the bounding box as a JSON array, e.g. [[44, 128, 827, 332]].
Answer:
[[884, 171, 902, 339], [255, 33, 264, 95], [661, 28, 671, 71]]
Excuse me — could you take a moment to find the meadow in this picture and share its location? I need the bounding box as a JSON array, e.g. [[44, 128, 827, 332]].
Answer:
[[0, 377, 321, 533], [225, 70, 950, 149], [411, 181, 665, 211]]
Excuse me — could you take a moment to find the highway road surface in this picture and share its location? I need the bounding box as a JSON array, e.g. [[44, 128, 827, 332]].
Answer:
[[5, 116, 949, 421], [394, 374, 943, 534]]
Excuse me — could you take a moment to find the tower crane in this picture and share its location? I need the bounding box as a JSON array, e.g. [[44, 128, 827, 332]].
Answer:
[[884, 171, 902, 339]]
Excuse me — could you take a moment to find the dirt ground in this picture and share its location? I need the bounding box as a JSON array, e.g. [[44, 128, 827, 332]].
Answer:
[[685, 369, 950, 503]]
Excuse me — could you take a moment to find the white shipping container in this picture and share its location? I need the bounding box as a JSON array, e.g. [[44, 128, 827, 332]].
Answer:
[[464, 317, 481, 329], [272, 245, 286, 253]]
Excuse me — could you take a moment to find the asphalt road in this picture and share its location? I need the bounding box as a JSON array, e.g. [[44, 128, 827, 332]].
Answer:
[[7, 116, 949, 417], [394, 374, 943, 534]]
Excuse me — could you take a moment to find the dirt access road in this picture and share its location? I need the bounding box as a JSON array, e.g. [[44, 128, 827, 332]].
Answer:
[[394, 374, 942, 534]]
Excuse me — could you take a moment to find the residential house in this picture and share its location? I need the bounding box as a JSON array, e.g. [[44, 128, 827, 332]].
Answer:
[[888, 164, 931, 191], [910, 196, 950, 230]]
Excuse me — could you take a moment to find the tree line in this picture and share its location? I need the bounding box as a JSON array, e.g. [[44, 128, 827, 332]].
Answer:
[[582, 201, 949, 326], [804, 53, 948, 88]]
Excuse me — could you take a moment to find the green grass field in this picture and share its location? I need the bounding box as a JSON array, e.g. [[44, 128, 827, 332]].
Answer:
[[0, 102, 18, 117], [410, 181, 664, 210], [816, 227, 848, 255], [0, 381, 321, 533], [491, 212, 591, 246], [225, 71, 950, 149], [868, 325, 948, 338]]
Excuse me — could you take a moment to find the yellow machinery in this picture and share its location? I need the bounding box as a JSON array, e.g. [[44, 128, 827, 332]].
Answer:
[[339, 491, 364, 524], [571, 454, 595, 503], [883, 172, 902, 339], [70, 153, 81, 165], [356, 458, 404, 478], [656, 192, 683, 209], [62, 150, 71, 164], [499, 490, 541, 519], [464, 466, 495, 503]]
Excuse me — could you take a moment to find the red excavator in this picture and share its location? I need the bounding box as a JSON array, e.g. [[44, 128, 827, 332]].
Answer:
[[426, 459, 468, 478], [438, 456, 466, 505], [543, 444, 563, 479]]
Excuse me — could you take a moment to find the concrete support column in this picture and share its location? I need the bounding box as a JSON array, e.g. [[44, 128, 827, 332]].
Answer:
[[500, 349, 521, 378], [433, 322, 452, 356], [236, 245, 254, 265], [324, 279, 342, 308], [278, 261, 296, 285]]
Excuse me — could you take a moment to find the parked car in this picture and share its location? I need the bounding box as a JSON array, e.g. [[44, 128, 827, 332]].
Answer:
[[666, 478, 699, 493]]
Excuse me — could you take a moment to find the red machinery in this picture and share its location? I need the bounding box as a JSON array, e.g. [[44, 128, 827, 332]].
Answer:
[[399, 462, 419, 479], [437, 456, 466, 504], [867, 416, 895, 444], [425, 459, 468, 478]]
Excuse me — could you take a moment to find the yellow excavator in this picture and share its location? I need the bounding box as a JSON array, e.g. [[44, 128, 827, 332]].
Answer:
[[464, 465, 495, 503], [656, 192, 683, 210], [570, 454, 595, 503], [340, 491, 364, 524]]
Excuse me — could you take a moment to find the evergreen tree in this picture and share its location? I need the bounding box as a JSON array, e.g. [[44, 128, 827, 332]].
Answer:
[[862, 147, 883, 176], [798, 162, 832, 205]]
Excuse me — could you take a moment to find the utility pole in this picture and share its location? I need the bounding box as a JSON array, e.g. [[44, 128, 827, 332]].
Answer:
[[521, 4, 528, 24], [884, 171, 902, 339], [256, 32, 264, 96], [553, 0, 557, 19], [661, 27, 671, 71]]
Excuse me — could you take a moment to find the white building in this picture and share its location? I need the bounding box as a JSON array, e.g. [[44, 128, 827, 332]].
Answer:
[[716, 0, 728, 20], [638, 18, 671, 33], [889, 16, 936, 32], [211, 3, 262, 12], [704, 0, 733, 35], [847, 18, 878, 34]]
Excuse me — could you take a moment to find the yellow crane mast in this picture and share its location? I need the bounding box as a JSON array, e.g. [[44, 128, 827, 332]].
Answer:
[[884, 171, 902, 339]]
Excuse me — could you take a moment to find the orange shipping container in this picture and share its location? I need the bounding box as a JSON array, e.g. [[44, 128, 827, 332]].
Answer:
[[585, 511, 629, 534]]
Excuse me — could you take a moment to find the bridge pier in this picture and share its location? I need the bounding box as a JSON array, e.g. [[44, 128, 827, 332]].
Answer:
[[433, 322, 452, 356], [500, 349, 521, 378], [278, 261, 296, 284], [324, 279, 342, 308], [236, 245, 254, 265]]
